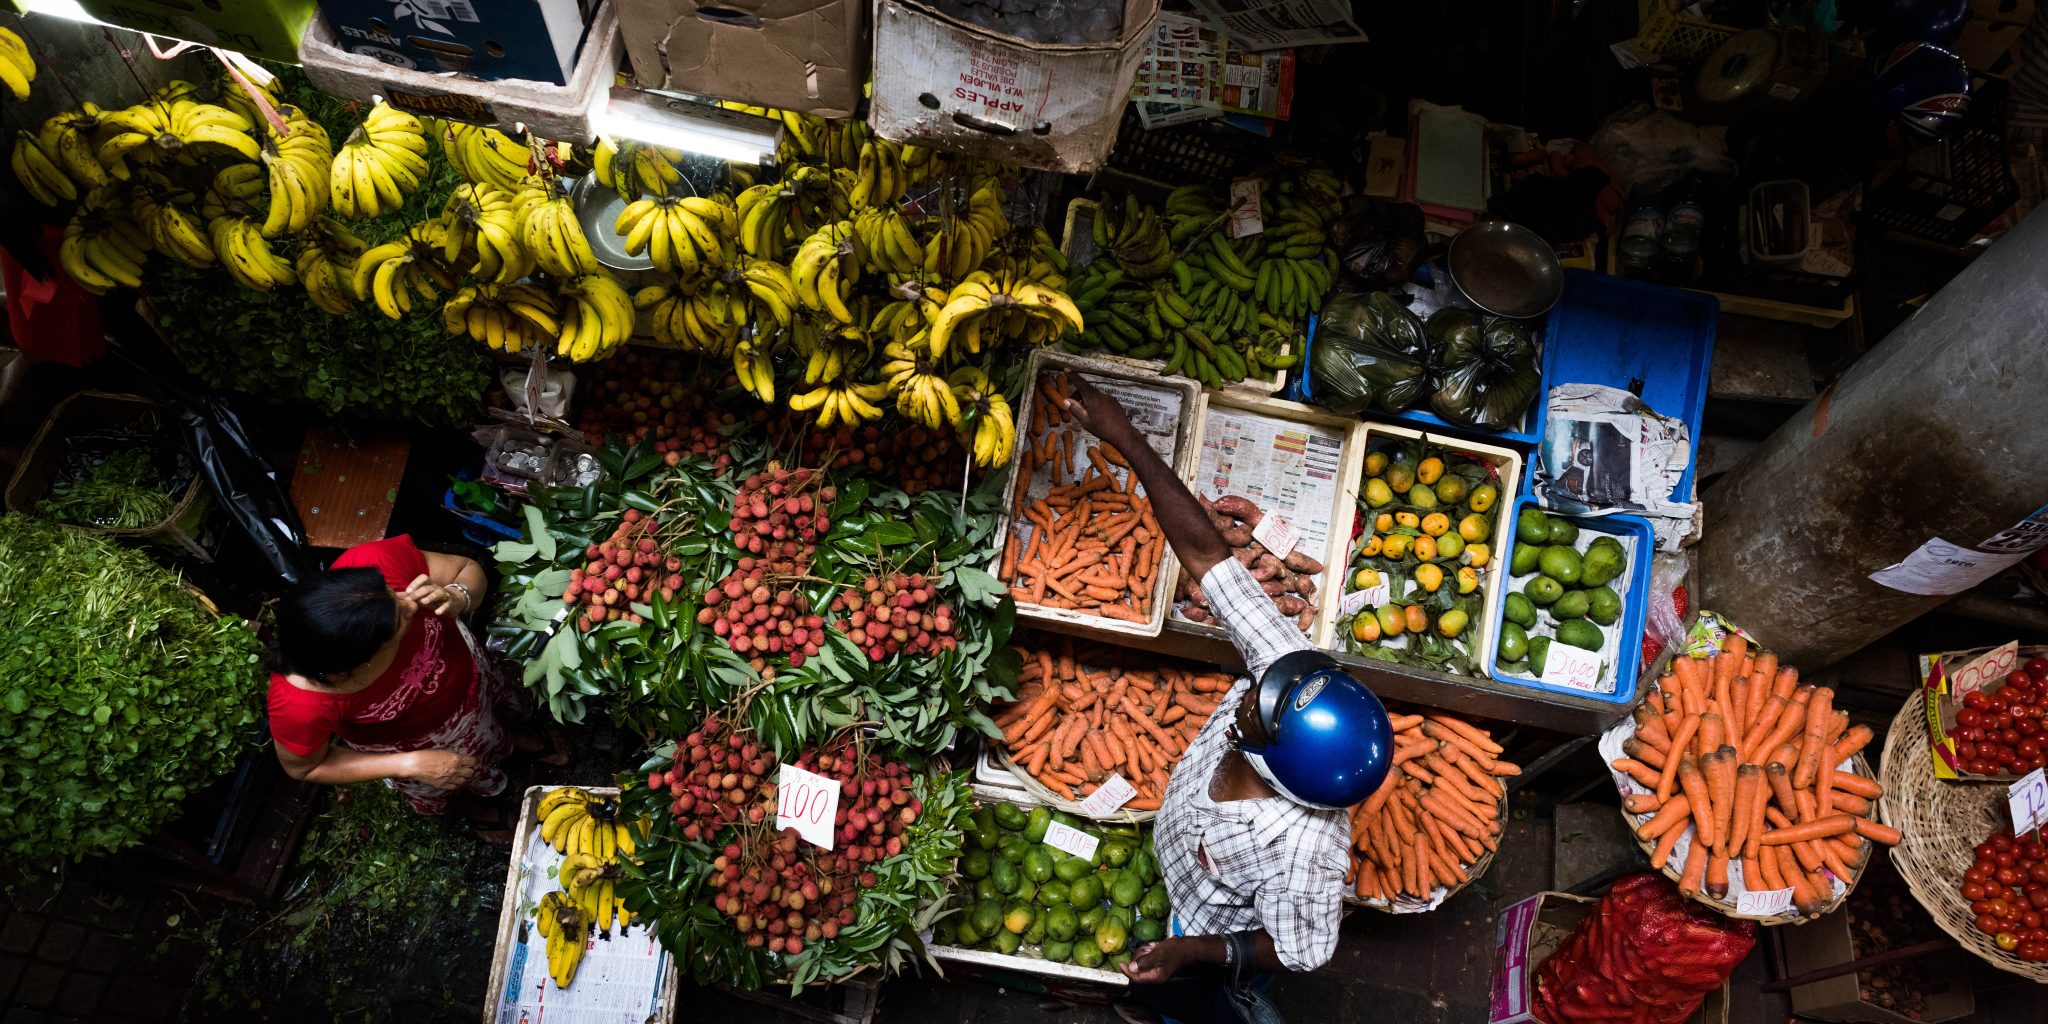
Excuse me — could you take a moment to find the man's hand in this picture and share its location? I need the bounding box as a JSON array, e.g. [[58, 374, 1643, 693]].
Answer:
[[407, 749, 479, 790], [1062, 373, 1140, 448], [1120, 937, 1200, 984]]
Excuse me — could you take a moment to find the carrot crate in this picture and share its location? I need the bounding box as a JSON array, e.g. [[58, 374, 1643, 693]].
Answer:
[[996, 350, 1202, 640]]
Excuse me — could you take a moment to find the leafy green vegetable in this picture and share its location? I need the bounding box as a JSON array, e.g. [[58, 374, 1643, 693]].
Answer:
[[37, 450, 175, 529], [0, 514, 264, 862]]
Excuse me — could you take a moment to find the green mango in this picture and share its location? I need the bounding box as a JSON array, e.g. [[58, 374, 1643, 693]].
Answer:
[[993, 802, 1029, 831], [1023, 849, 1054, 884], [997, 834, 1030, 864], [1551, 590, 1589, 620], [1504, 591, 1536, 628], [1528, 635, 1551, 676], [1557, 619, 1604, 652], [991, 857, 1020, 895], [1073, 941, 1105, 968], [933, 918, 960, 946], [1586, 585, 1622, 625], [1108, 951, 1133, 973], [1024, 806, 1052, 842], [971, 809, 998, 849], [1101, 839, 1133, 867], [1067, 874, 1103, 908], [1133, 917, 1163, 942], [1014, 878, 1037, 904], [1509, 541, 1542, 577], [1129, 849, 1158, 885], [1095, 917, 1130, 955], [954, 916, 982, 947], [1106, 906, 1134, 932], [1024, 915, 1046, 945], [1139, 883, 1170, 919], [1524, 575, 1563, 606], [1497, 621, 1528, 664], [975, 876, 1000, 902], [1546, 518, 1579, 545], [1036, 879, 1070, 907], [1047, 905, 1079, 942], [1043, 939, 1074, 963], [1580, 538, 1625, 588], [1537, 545, 1582, 585], [1077, 905, 1106, 931], [992, 929, 1023, 955], [1054, 856, 1095, 882], [971, 900, 1002, 937], [1110, 873, 1143, 908], [1516, 508, 1550, 544], [1003, 902, 1035, 935], [960, 850, 991, 880]]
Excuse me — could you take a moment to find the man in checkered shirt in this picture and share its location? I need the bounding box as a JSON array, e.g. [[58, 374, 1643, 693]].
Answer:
[[1062, 377, 1394, 1023]]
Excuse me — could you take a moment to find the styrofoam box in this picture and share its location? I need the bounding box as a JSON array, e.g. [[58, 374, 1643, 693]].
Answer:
[[300, 0, 623, 139]]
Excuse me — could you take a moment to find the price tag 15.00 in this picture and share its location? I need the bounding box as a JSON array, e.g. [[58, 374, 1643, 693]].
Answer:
[[1080, 774, 1137, 817], [1043, 821, 1100, 862], [776, 762, 843, 850], [2010, 768, 2048, 835], [1734, 888, 1794, 918], [1539, 643, 1605, 691]]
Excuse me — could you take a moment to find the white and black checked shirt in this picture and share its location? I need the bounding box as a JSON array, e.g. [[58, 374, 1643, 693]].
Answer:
[[1153, 556, 1352, 972]]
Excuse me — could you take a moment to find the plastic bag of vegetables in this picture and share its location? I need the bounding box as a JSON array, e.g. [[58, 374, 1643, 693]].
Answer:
[[1427, 310, 1541, 430], [1310, 291, 1434, 415]]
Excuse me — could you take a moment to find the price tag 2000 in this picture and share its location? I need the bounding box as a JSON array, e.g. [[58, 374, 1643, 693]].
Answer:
[[1540, 643, 1605, 691], [1735, 888, 1794, 918], [2010, 768, 2048, 835], [777, 763, 843, 850]]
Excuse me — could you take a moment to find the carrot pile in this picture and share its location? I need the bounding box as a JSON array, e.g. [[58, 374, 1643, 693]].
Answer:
[[1348, 712, 1521, 904], [991, 637, 1231, 809], [1610, 635, 1900, 918], [1000, 372, 1166, 623]]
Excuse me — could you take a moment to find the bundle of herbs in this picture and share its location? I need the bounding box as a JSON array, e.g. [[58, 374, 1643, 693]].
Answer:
[[38, 449, 177, 529], [0, 514, 264, 861]]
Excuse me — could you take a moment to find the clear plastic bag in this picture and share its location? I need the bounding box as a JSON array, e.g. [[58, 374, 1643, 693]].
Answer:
[[1310, 291, 1433, 415]]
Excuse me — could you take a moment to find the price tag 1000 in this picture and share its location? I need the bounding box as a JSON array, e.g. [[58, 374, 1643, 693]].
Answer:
[[1952, 641, 2019, 698], [1043, 821, 1100, 862], [2010, 768, 2048, 835], [1080, 774, 1137, 817], [776, 763, 843, 850], [1540, 643, 1605, 691]]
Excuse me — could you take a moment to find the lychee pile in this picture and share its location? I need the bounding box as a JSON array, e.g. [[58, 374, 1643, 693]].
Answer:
[[574, 350, 737, 471], [565, 509, 685, 630], [775, 422, 969, 497], [698, 559, 824, 675], [828, 572, 958, 662], [730, 466, 833, 574], [651, 722, 925, 956]]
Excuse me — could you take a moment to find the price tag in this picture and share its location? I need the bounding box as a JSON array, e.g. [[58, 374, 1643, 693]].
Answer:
[[1227, 177, 1264, 238], [1540, 643, 1605, 691], [1951, 641, 2019, 698], [776, 763, 842, 850], [1252, 513, 1298, 560], [1043, 821, 1100, 862], [1080, 774, 1137, 817], [1340, 580, 1391, 620], [1735, 888, 1794, 917], [2010, 768, 2048, 834]]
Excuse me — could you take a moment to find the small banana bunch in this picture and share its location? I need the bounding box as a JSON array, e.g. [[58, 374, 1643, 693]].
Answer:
[[445, 281, 559, 353], [216, 69, 283, 136], [295, 218, 367, 315], [352, 221, 458, 318], [949, 366, 1015, 468], [130, 172, 213, 268], [923, 178, 1009, 282], [537, 786, 638, 858], [1093, 193, 1174, 279], [792, 221, 861, 324], [97, 98, 260, 174], [880, 341, 959, 429], [851, 205, 921, 276], [591, 136, 681, 200], [12, 130, 77, 206], [926, 268, 1084, 360], [732, 339, 776, 403], [37, 107, 115, 188], [787, 379, 891, 427], [443, 182, 541, 284], [614, 193, 733, 276], [633, 280, 741, 354], [533, 787, 643, 991], [869, 284, 947, 351], [1162, 183, 1225, 247], [847, 137, 909, 209], [533, 892, 588, 990], [0, 26, 36, 100], [256, 104, 332, 237], [734, 258, 798, 333], [440, 121, 531, 189], [331, 102, 430, 219], [59, 188, 150, 294], [736, 180, 798, 259], [800, 322, 866, 384], [522, 189, 601, 277], [203, 166, 297, 293], [554, 272, 634, 362]]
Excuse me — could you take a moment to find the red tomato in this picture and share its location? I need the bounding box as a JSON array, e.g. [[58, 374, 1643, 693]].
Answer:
[[1980, 913, 2005, 933], [1967, 690, 1991, 710], [2009, 670, 2033, 689], [2027, 656, 2048, 680], [2022, 718, 2042, 737], [1960, 708, 1985, 728], [2031, 863, 2048, 883], [2026, 910, 2042, 928], [1964, 882, 1988, 899]]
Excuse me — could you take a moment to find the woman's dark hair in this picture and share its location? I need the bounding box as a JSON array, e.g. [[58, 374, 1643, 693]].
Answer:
[[272, 567, 398, 679]]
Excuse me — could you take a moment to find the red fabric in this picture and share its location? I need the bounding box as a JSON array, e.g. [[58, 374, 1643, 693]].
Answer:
[[266, 536, 476, 757], [3, 226, 105, 368]]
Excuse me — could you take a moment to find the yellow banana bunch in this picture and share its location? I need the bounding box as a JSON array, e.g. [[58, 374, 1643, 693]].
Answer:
[[58, 188, 151, 295], [444, 281, 559, 353], [852, 206, 921, 277], [962, 386, 1016, 469], [295, 218, 366, 315], [208, 213, 294, 293], [256, 104, 331, 237], [215, 68, 283, 130], [131, 173, 214, 268], [350, 221, 456, 319], [331, 102, 429, 219], [614, 193, 732, 276], [444, 122, 531, 189], [592, 135, 683, 200], [847, 137, 908, 209], [925, 268, 1084, 360], [522, 190, 600, 277], [634, 280, 744, 354], [923, 178, 1009, 282], [736, 181, 796, 259], [440, 182, 541, 284], [535, 891, 587, 989], [791, 221, 861, 324], [0, 26, 36, 100], [37, 107, 114, 188], [554, 272, 633, 362], [787, 380, 891, 428], [11, 131, 75, 206], [732, 339, 776, 403], [735, 258, 797, 333], [881, 341, 961, 429]]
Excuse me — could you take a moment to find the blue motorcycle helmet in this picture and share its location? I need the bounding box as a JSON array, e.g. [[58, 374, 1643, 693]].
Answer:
[[1236, 650, 1393, 810]]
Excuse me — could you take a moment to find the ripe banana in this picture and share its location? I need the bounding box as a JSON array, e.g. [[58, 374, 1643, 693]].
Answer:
[[0, 26, 36, 101], [12, 132, 75, 206], [524, 192, 600, 277], [59, 189, 150, 295]]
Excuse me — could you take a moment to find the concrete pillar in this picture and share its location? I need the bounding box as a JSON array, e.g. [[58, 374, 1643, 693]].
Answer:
[[1698, 207, 2048, 670]]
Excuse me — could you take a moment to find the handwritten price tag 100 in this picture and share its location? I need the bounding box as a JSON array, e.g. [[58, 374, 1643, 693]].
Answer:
[[776, 762, 843, 850]]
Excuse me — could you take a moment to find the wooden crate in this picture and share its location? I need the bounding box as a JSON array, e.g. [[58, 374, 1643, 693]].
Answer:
[[997, 349, 1203, 641], [1165, 390, 1366, 648], [484, 785, 678, 1024]]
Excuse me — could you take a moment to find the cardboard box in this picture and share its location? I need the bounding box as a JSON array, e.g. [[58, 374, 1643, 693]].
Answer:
[[1490, 892, 1728, 1024], [300, 0, 623, 139], [1782, 905, 1975, 1023], [867, 0, 1162, 173], [73, 0, 315, 61], [617, 0, 867, 118], [315, 0, 591, 84], [1920, 641, 2048, 781]]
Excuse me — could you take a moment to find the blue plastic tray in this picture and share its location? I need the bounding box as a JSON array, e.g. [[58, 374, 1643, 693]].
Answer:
[[1286, 307, 1546, 453], [1527, 271, 1718, 499], [1481, 496, 1655, 707]]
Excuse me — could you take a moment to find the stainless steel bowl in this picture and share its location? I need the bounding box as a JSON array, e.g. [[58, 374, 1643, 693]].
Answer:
[[571, 173, 653, 273], [1446, 221, 1564, 319]]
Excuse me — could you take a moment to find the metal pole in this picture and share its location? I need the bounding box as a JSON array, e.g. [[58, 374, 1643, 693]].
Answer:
[[1698, 208, 2048, 669]]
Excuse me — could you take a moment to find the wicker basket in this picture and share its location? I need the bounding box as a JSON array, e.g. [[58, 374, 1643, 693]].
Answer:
[[990, 749, 1159, 825], [1345, 789, 1506, 915], [1880, 694, 2048, 982]]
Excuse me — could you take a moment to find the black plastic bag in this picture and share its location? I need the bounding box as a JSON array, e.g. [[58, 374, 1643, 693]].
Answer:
[[1310, 291, 1433, 415], [1428, 311, 1541, 430]]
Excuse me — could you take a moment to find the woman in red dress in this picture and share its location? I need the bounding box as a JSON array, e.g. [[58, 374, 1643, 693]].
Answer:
[[268, 535, 539, 841]]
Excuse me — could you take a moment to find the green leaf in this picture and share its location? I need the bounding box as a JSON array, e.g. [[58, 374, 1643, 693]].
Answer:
[[494, 541, 539, 564], [524, 505, 557, 561], [951, 566, 1005, 605]]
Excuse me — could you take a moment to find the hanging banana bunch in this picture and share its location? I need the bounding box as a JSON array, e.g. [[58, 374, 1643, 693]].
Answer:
[[441, 182, 542, 284], [591, 136, 682, 200], [351, 220, 459, 319], [851, 205, 921, 277], [553, 272, 635, 362], [731, 337, 777, 403], [0, 26, 37, 100], [96, 96, 259, 175], [59, 187, 151, 294], [522, 182, 601, 277], [256, 103, 332, 237], [36, 107, 115, 188], [12, 131, 76, 206], [949, 366, 1016, 468], [924, 177, 1008, 282], [202, 165, 297, 293], [294, 217, 367, 315], [614, 192, 734, 276], [330, 101, 430, 219], [847, 137, 908, 209], [130, 171, 213, 268], [880, 340, 959, 430], [441, 121, 531, 189], [791, 221, 861, 325], [634, 279, 745, 355], [926, 268, 1084, 360], [445, 281, 559, 354]]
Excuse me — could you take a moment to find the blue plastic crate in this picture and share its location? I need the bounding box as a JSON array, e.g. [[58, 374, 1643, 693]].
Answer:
[[1286, 308, 1546, 453], [444, 485, 524, 548], [1526, 271, 1718, 499], [1482, 496, 1655, 706]]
